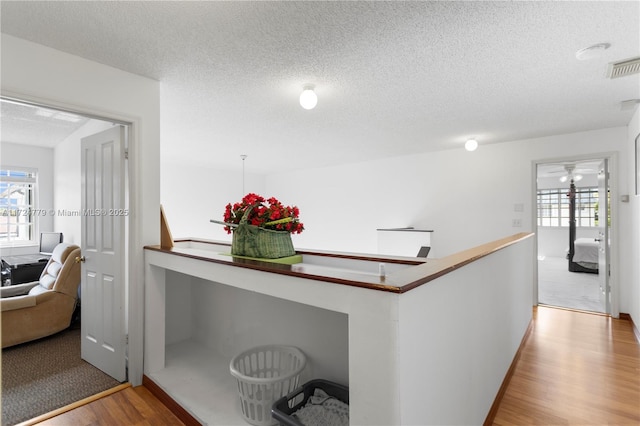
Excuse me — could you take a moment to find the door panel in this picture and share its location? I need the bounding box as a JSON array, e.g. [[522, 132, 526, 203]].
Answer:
[[81, 126, 126, 382]]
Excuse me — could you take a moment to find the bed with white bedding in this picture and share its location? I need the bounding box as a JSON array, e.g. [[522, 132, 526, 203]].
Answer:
[[572, 238, 599, 271]]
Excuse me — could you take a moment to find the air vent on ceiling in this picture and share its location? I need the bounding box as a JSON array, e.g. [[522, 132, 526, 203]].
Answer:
[[606, 57, 640, 79]]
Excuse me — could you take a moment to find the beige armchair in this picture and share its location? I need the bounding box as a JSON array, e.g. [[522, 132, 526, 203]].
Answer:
[[1, 243, 81, 348]]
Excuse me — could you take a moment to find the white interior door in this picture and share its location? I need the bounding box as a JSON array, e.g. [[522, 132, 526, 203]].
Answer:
[[81, 126, 127, 382], [597, 159, 610, 314]]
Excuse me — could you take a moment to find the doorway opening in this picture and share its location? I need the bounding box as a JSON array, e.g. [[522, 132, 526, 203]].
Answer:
[[535, 157, 612, 314], [1, 96, 131, 420]]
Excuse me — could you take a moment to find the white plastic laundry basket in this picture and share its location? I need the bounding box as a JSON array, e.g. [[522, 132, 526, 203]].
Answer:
[[229, 345, 306, 426]]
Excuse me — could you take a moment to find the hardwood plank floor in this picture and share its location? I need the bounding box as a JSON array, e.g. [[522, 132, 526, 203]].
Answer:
[[28, 306, 640, 425], [492, 306, 640, 425], [33, 385, 185, 426]]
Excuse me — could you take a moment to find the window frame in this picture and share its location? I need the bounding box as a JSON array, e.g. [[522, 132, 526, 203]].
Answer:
[[537, 186, 599, 228], [0, 166, 39, 246]]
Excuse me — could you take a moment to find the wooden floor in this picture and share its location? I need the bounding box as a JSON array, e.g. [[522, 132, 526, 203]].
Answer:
[[29, 385, 185, 426], [492, 306, 640, 425], [26, 306, 640, 426]]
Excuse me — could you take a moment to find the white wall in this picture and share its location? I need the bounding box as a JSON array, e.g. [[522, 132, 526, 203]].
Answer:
[[1, 34, 160, 250], [266, 127, 633, 313], [1, 34, 161, 385], [267, 127, 627, 255], [161, 126, 634, 315], [53, 119, 113, 246], [160, 162, 266, 242], [626, 108, 640, 329], [0, 142, 54, 255], [399, 235, 533, 424]]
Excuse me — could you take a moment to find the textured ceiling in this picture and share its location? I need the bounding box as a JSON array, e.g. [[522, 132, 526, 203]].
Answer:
[[1, 99, 90, 148], [1, 1, 639, 173]]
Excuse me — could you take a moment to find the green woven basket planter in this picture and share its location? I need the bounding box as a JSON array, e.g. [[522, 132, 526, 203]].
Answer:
[[231, 224, 295, 259], [211, 204, 298, 259], [229, 205, 296, 259]]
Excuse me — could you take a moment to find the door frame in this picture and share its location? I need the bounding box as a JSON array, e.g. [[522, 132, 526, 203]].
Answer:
[[1, 92, 140, 378], [531, 152, 619, 317]]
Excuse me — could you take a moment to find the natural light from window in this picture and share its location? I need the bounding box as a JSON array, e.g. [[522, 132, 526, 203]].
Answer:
[[0, 168, 37, 244], [537, 187, 599, 227]]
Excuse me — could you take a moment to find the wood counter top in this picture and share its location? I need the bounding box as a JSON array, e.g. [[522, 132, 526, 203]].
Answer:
[[144, 232, 533, 294]]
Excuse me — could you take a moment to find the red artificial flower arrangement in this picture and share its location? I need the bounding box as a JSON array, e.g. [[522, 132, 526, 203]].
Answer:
[[222, 193, 304, 235]]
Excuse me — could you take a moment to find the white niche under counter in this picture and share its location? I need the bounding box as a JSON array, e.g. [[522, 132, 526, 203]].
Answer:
[[156, 271, 349, 425], [143, 234, 534, 425]]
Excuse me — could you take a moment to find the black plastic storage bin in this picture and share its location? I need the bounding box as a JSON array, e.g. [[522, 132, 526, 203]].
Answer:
[[271, 379, 349, 426]]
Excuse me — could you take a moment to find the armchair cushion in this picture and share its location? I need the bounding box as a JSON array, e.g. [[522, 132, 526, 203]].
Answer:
[[51, 243, 67, 264], [40, 273, 56, 290], [1, 294, 36, 312], [29, 285, 50, 296], [39, 243, 76, 290], [0, 281, 39, 298], [1, 242, 81, 348]]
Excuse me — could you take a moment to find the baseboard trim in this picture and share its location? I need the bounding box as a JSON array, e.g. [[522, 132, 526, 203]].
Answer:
[[16, 383, 131, 426], [538, 303, 608, 316], [483, 309, 536, 426], [619, 312, 640, 344], [143, 374, 202, 426]]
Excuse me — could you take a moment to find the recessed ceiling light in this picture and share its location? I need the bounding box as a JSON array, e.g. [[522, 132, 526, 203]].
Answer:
[[465, 139, 478, 152], [575, 43, 610, 61]]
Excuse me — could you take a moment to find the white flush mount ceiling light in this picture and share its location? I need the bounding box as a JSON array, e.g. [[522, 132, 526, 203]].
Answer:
[[465, 139, 478, 152], [299, 85, 317, 110], [575, 43, 610, 61]]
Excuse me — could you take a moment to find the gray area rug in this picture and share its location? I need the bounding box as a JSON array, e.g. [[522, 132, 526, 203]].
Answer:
[[2, 326, 121, 425], [538, 256, 602, 312]]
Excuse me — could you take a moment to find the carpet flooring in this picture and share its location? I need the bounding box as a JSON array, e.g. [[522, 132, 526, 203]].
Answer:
[[2, 326, 121, 426], [538, 256, 603, 313]]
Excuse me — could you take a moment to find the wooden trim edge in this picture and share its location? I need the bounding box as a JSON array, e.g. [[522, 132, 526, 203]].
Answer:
[[399, 232, 535, 292], [160, 204, 174, 249], [483, 311, 535, 426], [16, 383, 132, 426], [143, 374, 202, 426], [619, 312, 640, 344]]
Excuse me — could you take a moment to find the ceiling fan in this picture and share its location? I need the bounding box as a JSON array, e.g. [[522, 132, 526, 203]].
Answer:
[[538, 161, 599, 182], [558, 164, 583, 183]]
